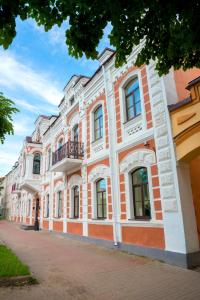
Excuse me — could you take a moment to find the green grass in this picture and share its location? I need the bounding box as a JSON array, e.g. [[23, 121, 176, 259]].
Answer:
[[0, 245, 30, 277]]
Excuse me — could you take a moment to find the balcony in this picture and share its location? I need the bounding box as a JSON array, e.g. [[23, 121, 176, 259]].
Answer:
[[51, 141, 84, 173]]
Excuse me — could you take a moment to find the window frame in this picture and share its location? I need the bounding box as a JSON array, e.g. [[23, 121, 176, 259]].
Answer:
[[33, 153, 41, 175], [125, 77, 141, 122], [46, 194, 50, 218], [96, 178, 107, 219], [93, 105, 103, 142], [131, 167, 151, 220], [73, 186, 79, 219], [57, 191, 62, 218]]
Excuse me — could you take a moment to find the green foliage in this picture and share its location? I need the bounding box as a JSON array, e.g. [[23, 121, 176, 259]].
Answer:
[[0, 92, 19, 144], [0, 1, 200, 74], [0, 245, 30, 277]]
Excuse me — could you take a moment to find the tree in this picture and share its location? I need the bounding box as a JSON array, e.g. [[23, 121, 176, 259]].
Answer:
[[0, 1, 200, 75], [0, 93, 19, 144]]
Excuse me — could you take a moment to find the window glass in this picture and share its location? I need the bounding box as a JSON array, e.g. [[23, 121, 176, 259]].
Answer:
[[125, 78, 141, 121], [96, 179, 107, 219], [73, 186, 79, 218], [132, 168, 151, 219], [94, 105, 103, 141], [33, 153, 41, 174], [57, 191, 62, 218]]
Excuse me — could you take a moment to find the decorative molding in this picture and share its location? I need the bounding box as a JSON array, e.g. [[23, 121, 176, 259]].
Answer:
[[88, 165, 110, 182], [68, 174, 82, 188], [120, 149, 156, 173]]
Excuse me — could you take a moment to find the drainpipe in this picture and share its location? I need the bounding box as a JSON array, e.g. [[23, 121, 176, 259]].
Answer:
[[102, 64, 119, 246]]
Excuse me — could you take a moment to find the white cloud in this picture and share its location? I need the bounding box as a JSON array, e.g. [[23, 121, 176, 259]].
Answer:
[[13, 97, 58, 115], [0, 50, 63, 105], [14, 98, 37, 112]]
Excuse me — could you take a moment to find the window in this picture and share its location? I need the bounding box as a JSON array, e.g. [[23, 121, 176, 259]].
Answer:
[[73, 186, 79, 218], [58, 138, 63, 150], [57, 191, 62, 218], [73, 125, 79, 143], [33, 153, 41, 174], [94, 105, 103, 141], [125, 78, 141, 121], [96, 179, 107, 219], [70, 97, 75, 106], [47, 148, 51, 171], [131, 167, 151, 219], [46, 194, 50, 218]]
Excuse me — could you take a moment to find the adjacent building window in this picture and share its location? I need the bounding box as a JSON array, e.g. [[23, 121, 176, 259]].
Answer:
[[46, 194, 50, 218], [33, 153, 41, 174], [131, 167, 151, 219], [94, 105, 103, 141], [57, 191, 62, 218], [125, 78, 141, 121], [73, 186, 79, 218], [96, 179, 107, 219], [70, 96, 75, 106], [47, 148, 51, 171]]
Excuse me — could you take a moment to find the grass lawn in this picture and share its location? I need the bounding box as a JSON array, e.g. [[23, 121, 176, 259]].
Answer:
[[0, 245, 30, 277]]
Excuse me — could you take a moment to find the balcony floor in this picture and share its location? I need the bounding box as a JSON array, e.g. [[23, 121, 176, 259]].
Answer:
[[51, 157, 82, 173]]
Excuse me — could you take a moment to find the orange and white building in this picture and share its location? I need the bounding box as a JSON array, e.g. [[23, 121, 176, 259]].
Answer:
[[3, 48, 200, 268]]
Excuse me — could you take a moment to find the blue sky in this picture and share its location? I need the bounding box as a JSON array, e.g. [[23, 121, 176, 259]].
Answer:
[[0, 19, 112, 176]]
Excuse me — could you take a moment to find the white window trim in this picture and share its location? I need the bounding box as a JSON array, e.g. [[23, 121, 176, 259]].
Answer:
[[90, 100, 106, 152], [119, 148, 156, 222], [70, 184, 80, 219], [91, 178, 109, 220], [118, 70, 146, 141]]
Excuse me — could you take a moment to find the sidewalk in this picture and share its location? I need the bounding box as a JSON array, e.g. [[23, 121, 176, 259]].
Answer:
[[0, 220, 200, 300]]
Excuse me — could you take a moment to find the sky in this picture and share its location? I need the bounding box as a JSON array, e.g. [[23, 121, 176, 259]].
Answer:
[[0, 19, 112, 176]]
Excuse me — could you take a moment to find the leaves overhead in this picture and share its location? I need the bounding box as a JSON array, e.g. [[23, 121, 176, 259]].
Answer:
[[0, 93, 19, 144], [0, 1, 200, 75]]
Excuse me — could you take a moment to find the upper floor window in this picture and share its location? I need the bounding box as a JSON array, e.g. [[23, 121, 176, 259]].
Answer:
[[73, 186, 79, 218], [33, 153, 41, 174], [125, 78, 141, 122], [96, 178, 107, 219], [73, 124, 79, 143], [58, 138, 63, 150], [131, 167, 151, 219], [70, 97, 75, 106], [94, 105, 103, 141]]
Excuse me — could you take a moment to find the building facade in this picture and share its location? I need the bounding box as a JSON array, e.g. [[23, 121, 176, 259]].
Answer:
[[3, 48, 200, 268]]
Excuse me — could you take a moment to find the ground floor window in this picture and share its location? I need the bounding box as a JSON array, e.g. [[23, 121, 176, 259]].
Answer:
[[131, 167, 151, 219], [57, 191, 62, 218], [73, 186, 79, 218], [46, 194, 49, 218], [96, 179, 107, 219]]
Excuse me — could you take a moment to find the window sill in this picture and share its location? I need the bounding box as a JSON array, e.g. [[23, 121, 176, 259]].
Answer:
[[91, 137, 103, 145], [123, 114, 142, 126]]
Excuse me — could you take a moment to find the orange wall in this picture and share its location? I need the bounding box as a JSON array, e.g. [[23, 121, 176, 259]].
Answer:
[[174, 68, 200, 101], [53, 221, 63, 232], [43, 220, 49, 230], [88, 224, 113, 241], [68, 222, 83, 235], [122, 226, 165, 249]]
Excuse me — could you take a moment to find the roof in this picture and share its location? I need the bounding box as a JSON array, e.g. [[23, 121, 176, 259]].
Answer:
[[168, 97, 191, 112], [97, 47, 115, 59], [186, 76, 200, 90]]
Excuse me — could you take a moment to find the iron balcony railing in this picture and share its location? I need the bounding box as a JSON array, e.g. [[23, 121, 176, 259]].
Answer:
[[52, 141, 84, 166]]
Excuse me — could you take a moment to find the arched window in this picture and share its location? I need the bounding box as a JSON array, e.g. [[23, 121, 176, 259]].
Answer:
[[73, 186, 79, 218], [57, 191, 62, 218], [96, 179, 107, 219], [131, 167, 151, 219], [46, 194, 50, 218], [73, 124, 79, 143], [33, 153, 41, 174], [58, 138, 63, 150], [125, 78, 141, 121], [94, 105, 103, 141]]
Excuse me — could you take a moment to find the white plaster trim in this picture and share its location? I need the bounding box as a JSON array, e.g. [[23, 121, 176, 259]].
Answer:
[[88, 165, 110, 183]]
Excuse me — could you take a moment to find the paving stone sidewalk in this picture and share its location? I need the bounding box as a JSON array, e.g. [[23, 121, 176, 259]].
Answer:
[[0, 220, 200, 300]]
